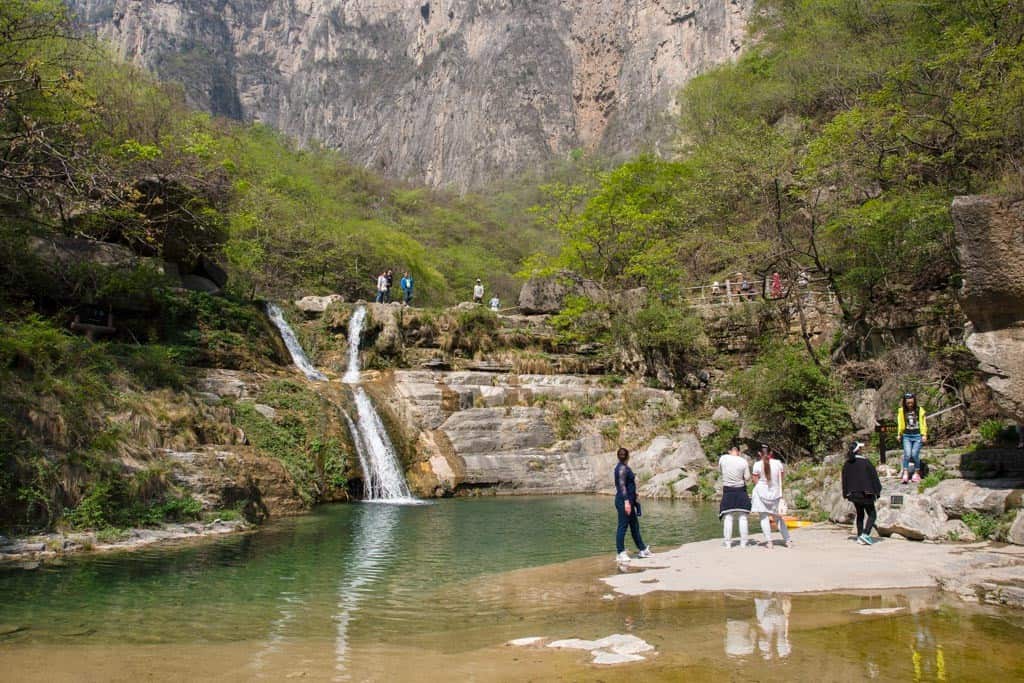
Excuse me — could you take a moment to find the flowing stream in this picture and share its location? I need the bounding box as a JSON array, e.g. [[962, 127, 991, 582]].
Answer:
[[265, 302, 328, 382], [342, 305, 416, 503]]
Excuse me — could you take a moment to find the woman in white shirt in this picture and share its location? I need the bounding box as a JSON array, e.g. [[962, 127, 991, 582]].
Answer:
[[750, 445, 792, 549], [718, 446, 752, 548]]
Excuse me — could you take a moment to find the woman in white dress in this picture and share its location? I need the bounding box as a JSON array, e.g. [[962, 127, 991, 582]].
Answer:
[[750, 446, 792, 549]]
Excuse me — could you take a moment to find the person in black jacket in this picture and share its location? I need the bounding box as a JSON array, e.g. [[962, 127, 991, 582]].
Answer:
[[842, 441, 883, 546], [614, 447, 652, 563]]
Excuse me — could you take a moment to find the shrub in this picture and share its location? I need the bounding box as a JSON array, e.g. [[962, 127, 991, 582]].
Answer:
[[701, 420, 740, 459], [918, 470, 950, 493], [962, 511, 1001, 540], [732, 343, 851, 456]]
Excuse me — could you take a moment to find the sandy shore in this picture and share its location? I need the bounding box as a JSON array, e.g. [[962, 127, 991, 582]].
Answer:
[[603, 524, 1024, 607]]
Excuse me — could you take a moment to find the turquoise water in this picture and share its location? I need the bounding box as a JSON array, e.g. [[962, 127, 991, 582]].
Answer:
[[1, 497, 1022, 681], [0, 496, 718, 645]]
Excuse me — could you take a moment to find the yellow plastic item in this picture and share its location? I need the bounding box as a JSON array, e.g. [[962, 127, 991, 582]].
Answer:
[[784, 518, 814, 529]]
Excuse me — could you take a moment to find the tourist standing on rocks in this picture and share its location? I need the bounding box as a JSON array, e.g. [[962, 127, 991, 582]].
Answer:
[[897, 392, 928, 484], [473, 278, 485, 304], [719, 445, 752, 549], [489, 295, 500, 311], [841, 441, 883, 545], [375, 271, 388, 303], [750, 446, 792, 549], [614, 447, 652, 563], [385, 269, 395, 303], [400, 272, 414, 305]]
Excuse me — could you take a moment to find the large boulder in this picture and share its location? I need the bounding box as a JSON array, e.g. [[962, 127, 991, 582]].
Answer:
[[876, 496, 948, 541], [850, 389, 879, 436], [927, 478, 1024, 518], [295, 294, 345, 317], [952, 195, 1024, 422], [517, 272, 602, 315]]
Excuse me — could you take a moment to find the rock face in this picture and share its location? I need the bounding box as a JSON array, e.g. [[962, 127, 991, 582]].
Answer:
[[952, 195, 1024, 423], [67, 0, 748, 190], [380, 369, 700, 496]]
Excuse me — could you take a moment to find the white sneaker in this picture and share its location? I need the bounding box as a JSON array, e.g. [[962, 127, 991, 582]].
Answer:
[[638, 547, 653, 558], [722, 540, 733, 549], [616, 551, 631, 563]]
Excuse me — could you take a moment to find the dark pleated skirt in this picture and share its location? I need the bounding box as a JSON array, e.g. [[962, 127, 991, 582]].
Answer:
[[719, 485, 752, 518]]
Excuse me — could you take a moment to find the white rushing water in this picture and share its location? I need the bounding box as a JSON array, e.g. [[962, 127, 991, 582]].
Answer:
[[265, 302, 328, 382], [341, 305, 366, 384], [342, 305, 417, 503]]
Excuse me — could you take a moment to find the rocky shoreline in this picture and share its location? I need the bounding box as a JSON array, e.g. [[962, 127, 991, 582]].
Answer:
[[0, 519, 250, 569]]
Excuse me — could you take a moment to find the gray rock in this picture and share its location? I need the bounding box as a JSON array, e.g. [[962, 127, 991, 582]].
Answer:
[[1009, 510, 1024, 546], [252, 404, 277, 420], [850, 389, 879, 435], [518, 272, 602, 315], [697, 420, 717, 440], [295, 294, 344, 316], [953, 195, 1024, 423], [876, 496, 948, 541], [943, 519, 977, 542], [927, 478, 1024, 518], [711, 406, 739, 424], [639, 468, 686, 499]]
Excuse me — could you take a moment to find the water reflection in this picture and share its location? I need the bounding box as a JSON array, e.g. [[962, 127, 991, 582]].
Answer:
[[333, 504, 401, 681], [725, 596, 791, 660]]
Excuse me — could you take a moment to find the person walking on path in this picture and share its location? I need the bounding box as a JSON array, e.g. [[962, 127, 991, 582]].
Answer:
[[719, 445, 752, 549], [375, 271, 388, 303], [473, 278, 485, 304], [614, 447, 652, 563], [842, 441, 883, 545], [400, 272, 414, 305], [750, 446, 792, 549], [897, 392, 928, 484]]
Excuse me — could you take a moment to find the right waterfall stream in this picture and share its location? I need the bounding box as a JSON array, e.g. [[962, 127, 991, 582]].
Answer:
[[342, 306, 418, 503]]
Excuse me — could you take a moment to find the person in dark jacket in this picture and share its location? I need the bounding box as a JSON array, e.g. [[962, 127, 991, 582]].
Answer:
[[842, 441, 883, 546], [614, 447, 652, 563]]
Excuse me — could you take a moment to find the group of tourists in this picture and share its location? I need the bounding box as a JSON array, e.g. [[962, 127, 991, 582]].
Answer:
[[374, 270, 414, 305], [708, 270, 811, 304], [611, 391, 961, 560]]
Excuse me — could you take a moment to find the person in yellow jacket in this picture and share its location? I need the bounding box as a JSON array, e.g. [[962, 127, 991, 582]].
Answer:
[[897, 392, 928, 484]]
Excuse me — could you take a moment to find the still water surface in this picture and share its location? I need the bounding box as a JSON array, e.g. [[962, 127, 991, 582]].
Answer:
[[1, 497, 1022, 681]]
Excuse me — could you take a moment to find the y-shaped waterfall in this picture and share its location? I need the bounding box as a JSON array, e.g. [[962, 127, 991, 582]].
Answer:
[[343, 306, 417, 503], [265, 302, 328, 382]]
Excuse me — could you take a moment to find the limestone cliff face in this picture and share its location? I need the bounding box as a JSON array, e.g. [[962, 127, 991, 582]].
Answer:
[[67, 0, 748, 190]]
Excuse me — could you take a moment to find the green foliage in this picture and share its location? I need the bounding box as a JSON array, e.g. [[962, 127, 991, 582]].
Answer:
[[702, 420, 740, 459], [961, 511, 1012, 541], [978, 419, 1013, 448], [793, 490, 811, 510], [918, 470, 950, 493], [231, 387, 349, 505], [733, 343, 851, 455]]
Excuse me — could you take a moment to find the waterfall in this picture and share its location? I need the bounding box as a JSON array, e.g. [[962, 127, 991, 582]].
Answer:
[[342, 305, 366, 384], [342, 305, 417, 503], [265, 302, 328, 381]]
